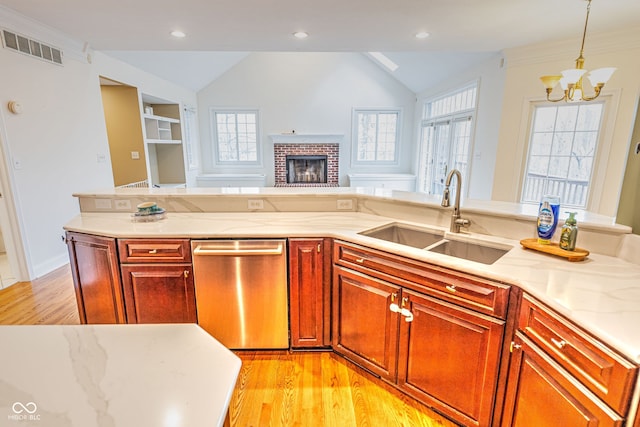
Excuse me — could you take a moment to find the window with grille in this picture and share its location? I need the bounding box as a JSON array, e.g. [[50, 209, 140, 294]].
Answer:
[[417, 84, 477, 197], [183, 106, 198, 170], [352, 109, 400, 163], [211, 109, 260, 164], [521, 102, 604, 208]]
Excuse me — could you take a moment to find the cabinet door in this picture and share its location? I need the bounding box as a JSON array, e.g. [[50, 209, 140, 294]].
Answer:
[[501, 333, 623, 427], [289, 239, 327, 348], [121, 264, 196, 324], [332, 266, 401, 381], [66, 232, 125, 324], [397, 289, 505, 427]]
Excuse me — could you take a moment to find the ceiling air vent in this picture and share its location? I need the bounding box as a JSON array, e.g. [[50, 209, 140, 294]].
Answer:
[[1, 29, 63, 65]]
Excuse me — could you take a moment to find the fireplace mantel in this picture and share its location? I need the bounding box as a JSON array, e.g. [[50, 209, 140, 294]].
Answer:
[[269, 133, 343, 144]]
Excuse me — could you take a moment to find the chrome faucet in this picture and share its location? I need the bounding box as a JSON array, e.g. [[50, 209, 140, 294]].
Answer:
[[441, 169, 471, 233]]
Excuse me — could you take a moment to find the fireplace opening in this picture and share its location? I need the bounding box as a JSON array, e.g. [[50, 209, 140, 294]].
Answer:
[[286, 155, 327, 184]]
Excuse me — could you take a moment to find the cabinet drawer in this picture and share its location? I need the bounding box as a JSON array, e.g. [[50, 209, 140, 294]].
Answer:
[[519, 294, 637, 415], [118, 239, 191, 263], [334, 240, 510, 319]]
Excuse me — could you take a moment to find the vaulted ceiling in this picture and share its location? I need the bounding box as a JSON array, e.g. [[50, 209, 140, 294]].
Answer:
[[2, 0, 638, 92]]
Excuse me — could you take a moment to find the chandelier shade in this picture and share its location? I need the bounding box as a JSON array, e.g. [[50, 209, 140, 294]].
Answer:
[[540, 0, 616, 102]]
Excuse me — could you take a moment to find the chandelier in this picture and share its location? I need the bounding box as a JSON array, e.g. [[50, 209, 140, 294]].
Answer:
[[540, 0, 616, 102]]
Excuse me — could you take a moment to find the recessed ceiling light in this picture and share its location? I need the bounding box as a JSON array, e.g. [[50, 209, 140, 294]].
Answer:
[[171, 30, 186, 38], [415, 31, 430, 39], [293, 31, 308, 39]]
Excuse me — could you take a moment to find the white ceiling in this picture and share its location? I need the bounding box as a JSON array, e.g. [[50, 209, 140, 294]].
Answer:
[[2, 0, 639, 92]]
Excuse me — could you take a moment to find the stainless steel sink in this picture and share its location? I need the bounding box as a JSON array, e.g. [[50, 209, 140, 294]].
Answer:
[[359, 223, 444, 249], [428, 239, 510, 265]]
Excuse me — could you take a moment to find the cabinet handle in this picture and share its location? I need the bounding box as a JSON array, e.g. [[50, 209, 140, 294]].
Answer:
[[551, 338, 567, 349], [148, 249, 157, 254], [317, 243, 321, 253], [400, 307, 413, 322], [401, 296, 409, 308], [445, 285, 456, 293], [510, 342, 522, 353], [184, 270, 189, 278], [355, 258, 364, 264], [391, 292, 397, 303]]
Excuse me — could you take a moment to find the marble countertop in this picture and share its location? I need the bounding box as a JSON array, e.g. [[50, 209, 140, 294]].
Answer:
[[64, 211, 640, 364], [0, 324, 241, 426]]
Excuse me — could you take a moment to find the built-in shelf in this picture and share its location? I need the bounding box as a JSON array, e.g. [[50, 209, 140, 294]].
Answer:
[[141, 96, 186, 188]]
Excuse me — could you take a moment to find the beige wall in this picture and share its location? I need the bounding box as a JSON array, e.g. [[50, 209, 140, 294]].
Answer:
[[101, 85, 147, 187], [616, 99, 640, 233], [493, 28, 640, 217]]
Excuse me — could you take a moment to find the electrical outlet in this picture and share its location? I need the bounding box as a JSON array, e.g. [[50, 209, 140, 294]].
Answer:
[[95, 199, 112, 209], [337, 199, 354, 210], [131, 151, 140, 160], [114, 200, 131, 210], [248, 199, 264, 210]]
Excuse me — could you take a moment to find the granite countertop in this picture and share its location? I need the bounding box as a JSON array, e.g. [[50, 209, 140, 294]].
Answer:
[[0, 324, 241, 426], [64, 211, 640, 364]]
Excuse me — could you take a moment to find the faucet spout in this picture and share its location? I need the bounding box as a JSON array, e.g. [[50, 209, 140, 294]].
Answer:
[[440, 169, 470, 233]]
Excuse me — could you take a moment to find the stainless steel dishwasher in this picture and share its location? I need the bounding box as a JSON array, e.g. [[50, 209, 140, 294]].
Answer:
[[191, 239, 289, 349]]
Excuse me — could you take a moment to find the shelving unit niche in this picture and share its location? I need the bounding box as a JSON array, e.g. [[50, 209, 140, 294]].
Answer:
[[141, 95, 186, 187]]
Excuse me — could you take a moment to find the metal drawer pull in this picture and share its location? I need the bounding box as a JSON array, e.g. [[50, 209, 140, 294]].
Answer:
[[148, 249, 157, 254], [445, 285, 456, 293], [193, 244, 283, 256], [355, 258, 365, 264], [551, 338, 567, 349]]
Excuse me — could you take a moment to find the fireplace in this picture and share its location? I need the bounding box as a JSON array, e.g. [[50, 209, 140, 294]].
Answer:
[[286, 155, 327, 184], [273, 140, 340, 187]]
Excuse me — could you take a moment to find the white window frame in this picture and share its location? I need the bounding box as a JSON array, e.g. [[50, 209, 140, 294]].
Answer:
[[182, 105, 199, 171], [351, 108, 401, 165], [519, 94, 617, 211], [210, 108, 261, 165], [416, 82, 478, 198]]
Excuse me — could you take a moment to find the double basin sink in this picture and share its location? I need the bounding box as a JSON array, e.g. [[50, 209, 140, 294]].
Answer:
[[358, 222, 511, 265]]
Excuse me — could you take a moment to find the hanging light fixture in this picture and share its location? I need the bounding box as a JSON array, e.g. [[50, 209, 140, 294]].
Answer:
[[540, 0, 616, 102]]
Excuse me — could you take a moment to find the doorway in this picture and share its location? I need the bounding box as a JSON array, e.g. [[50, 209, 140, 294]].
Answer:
[[0, 126, 22, 288], [99, 77, 148, 187]]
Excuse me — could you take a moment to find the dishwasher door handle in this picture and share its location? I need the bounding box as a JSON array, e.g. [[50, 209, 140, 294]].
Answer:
[[193, 244, 284, 256]]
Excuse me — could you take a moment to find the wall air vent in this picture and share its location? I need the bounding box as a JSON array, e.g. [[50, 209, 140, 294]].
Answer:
[[1, 29, 63, 65]]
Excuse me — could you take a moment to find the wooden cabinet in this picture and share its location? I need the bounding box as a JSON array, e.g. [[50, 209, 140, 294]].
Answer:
[[66, 231, 126, 324], [333, 266, 401, 380], [397, 289, 506, 427], [501, 294, 638, 426], [118, 239, 196, 324], [502, 333, 624, 427], [288, 238, 331, 348], [332, 240, 512, 426]]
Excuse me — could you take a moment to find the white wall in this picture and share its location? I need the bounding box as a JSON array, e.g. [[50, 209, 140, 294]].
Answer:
[[0, 10, 197, 279], [197, 52, 417, 186], [415, 54, 506, 200], [493, 28, 640, 216]]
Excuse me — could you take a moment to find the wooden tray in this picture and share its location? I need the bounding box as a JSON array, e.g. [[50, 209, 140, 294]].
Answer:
[[520, 238, 589, 262]]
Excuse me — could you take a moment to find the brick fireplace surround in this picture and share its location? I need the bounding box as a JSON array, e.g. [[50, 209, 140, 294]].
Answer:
[[274, 143, 339, 186]]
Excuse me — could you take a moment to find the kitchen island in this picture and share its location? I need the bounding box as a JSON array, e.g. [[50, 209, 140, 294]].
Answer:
[[64, 188, 640, 426], [0, 324, 240, 427]]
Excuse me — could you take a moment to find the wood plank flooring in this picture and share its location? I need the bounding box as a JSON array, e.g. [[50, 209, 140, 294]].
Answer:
[[0, 265, 459, 427]]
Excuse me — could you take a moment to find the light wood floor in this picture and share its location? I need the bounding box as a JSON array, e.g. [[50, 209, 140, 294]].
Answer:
[[0, 265, 459, 427]]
